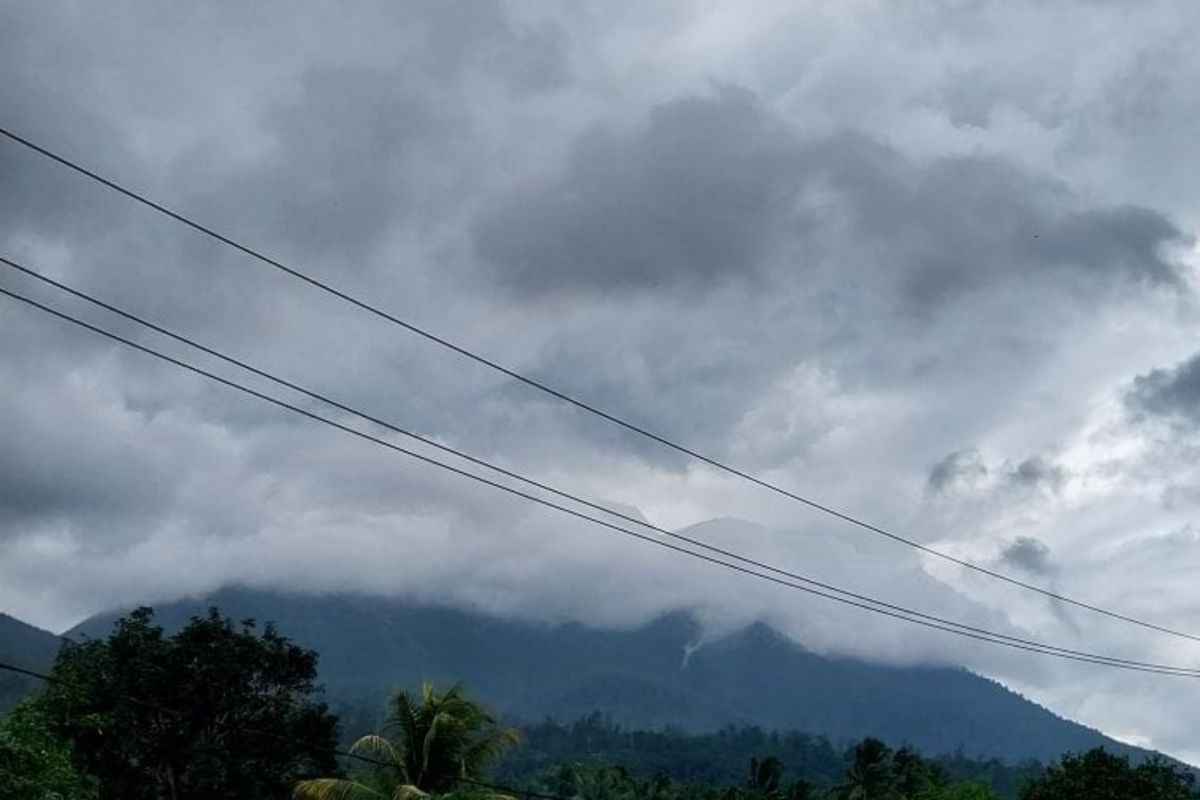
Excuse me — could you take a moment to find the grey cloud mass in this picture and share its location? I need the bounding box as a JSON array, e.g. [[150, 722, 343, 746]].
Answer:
[[1000, 537, 1055, 577], [1128, 352, 1200, 425], [927, 449, 988, 494], [4, 0, 1200, 765], [474, 87, 801, 294], [475, 89, 1185, 316]]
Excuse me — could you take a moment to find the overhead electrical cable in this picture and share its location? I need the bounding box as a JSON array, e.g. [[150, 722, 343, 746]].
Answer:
[[3, 254, 1198, 675], [1, 125, 1195, 645], [1, 283, 1198, 676]]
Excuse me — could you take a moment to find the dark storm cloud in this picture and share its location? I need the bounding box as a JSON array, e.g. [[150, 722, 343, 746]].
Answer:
[[807, 142, 1185, 314], [473, 86, 805, 294], [472, 88, 1186, 310], [188, 65, 456, 264], [1127, 352, 1200, 425], [999, 536, 1055, 577], [0, 369, 173, 533]]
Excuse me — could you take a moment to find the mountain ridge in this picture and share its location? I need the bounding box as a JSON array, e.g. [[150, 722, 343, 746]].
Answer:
[[62, 586, 1163, 765], [0, 612, 63, 712]]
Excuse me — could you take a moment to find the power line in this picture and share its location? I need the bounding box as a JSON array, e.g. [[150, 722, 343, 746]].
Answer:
[[3, 255, 1198, 676], [1, 126, 1194, 646], [1, 283, 1198, 677]]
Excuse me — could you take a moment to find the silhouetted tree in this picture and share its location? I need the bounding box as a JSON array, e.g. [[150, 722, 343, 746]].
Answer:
[[35, 607, 339, 800], [840, 738, 898, 800]]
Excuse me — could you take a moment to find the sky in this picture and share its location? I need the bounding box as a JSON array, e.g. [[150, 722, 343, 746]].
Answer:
[[3, 0, 1200, 761]]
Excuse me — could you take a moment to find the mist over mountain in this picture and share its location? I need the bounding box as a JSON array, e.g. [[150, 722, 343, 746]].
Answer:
[[65, 587, 1156, 764]]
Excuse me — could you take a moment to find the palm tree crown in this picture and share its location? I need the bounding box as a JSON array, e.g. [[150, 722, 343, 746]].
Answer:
[[295, 681, 520, 800]]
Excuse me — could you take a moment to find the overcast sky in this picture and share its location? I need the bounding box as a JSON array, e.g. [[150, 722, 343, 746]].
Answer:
[[4, 0, 1200, 761]]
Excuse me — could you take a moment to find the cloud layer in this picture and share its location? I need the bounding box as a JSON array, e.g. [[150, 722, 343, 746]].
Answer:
[[3, 0, 1200, 762]]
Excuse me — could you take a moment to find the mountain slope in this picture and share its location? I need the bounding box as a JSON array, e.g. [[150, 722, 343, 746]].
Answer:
[[66, 587, 1154, 763], [0, 613, 62, 712]]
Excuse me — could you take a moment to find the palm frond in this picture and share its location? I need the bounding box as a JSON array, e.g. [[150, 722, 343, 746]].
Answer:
[[463, 726, 522, 774], [350, 733, 404, 768], [294, 778, 387, 800], [392, 783, 430, 800]]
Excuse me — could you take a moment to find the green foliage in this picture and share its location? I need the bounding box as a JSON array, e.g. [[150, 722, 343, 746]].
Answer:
[[520, 737, 1001, 800], [33, 606, 340, 800], [1018, 748, 1198, 800], [494, 716, 1039, 797], [296, 681, 520, 800], [916, 782, 997, 800], [0, 701, 95, 800], [839, 738, 900, 799]]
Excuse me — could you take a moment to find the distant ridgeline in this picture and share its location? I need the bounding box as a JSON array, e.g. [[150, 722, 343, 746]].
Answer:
[[63, 587, 1163, 766], [495, 714, 1045, 799]]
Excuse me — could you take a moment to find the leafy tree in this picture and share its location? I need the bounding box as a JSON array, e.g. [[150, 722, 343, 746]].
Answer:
[[296, 681, 520, 799], [744, 756, 812, 800], [495, 718, 1039, 795], [747, 756, 785, 796], [892, 748, 938, 799], [1019, 748, 1197, 800], [840, 739, 898, 800], [917, 782, 997, 800], [34, 607, 340, 800], [0, 701, 95, 800], [542, 763, 641, 800]]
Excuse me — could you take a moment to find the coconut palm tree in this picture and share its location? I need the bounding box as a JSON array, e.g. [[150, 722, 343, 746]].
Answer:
[[839, 738, 897, 800], [295, 682, 520, 800]]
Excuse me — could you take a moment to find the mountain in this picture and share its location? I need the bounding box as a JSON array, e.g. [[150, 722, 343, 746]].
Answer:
[[0, 613, 62, 712], [65, 587, 1154, 763]]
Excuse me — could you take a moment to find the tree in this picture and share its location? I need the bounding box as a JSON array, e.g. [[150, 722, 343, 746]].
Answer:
[[891, 747, 936, 799], [295, 681, 520, 799], [747, 756, 785, 796], [0, 701, 95, 800], [840, 739, 898, 800], [1018, 748, 1198, 800], [34, 607, 340, 800], [917, 782, 997, 800]]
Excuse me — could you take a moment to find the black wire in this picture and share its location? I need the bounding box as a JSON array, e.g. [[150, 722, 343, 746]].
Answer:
[[2, 284, 1199, 677], [3, 255, 1197, 676], [1, 126, 1194, 646]]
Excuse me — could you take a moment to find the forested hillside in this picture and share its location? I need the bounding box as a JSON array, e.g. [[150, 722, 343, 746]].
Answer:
[[69, 588, 1154, 763], [497, 715, 1045, 798]]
